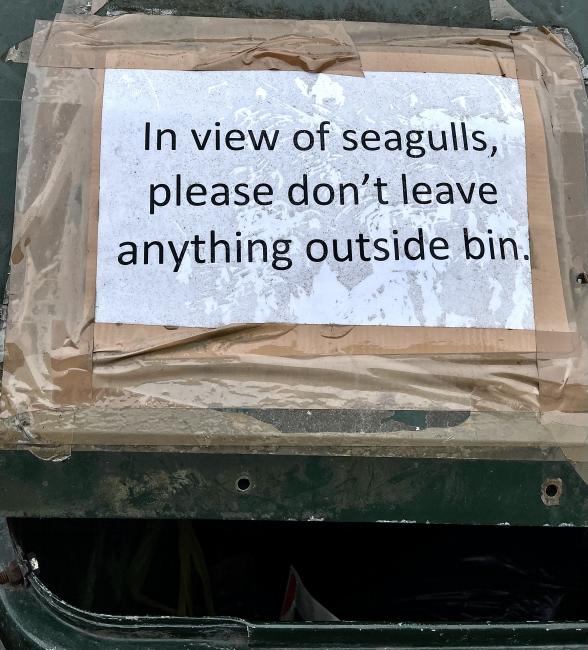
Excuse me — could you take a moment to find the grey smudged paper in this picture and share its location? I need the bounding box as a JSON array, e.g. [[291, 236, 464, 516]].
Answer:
[[96, 69, 531, 330]]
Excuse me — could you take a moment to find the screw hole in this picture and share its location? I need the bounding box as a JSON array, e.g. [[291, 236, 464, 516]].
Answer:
[[236, 476, 251, 492], [545, 482, 559, 498], [542, 478, 562, 505], [576, 272, 588, 285]]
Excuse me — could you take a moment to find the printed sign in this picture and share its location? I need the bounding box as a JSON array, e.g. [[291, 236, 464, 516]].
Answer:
[[96, 69, 532, 329]]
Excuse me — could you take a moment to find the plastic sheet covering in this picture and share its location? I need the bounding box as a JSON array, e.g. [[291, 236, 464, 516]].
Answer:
[[1, 15, 588, 459]]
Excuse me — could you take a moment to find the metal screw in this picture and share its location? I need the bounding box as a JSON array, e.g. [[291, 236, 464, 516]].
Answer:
[[27, 554, 39, 574]]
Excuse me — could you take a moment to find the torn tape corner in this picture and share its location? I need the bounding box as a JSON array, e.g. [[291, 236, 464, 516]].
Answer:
[[489, 0, 532, 24]]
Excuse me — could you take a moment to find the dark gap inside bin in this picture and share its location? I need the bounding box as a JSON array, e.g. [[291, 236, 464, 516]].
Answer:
[[10, 519, 588, 623]]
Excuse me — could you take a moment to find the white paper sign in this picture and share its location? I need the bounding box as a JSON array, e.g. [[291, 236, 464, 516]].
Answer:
[[96, 69, 532, 329]]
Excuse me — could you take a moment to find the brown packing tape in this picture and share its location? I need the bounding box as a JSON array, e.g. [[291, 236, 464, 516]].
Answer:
[[342, 21, 531, 53], [2, 20, 98, 417], [345, 21, 518, 79], [55, 67, 105, 407], [91, 352, 540, 411], [37, 13, 363, 75], [5, 408, 582, 453], [512, 30, 588, 417]]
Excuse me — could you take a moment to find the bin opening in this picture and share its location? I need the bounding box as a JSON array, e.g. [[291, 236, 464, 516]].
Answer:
[[10, 519, 588, 623]]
